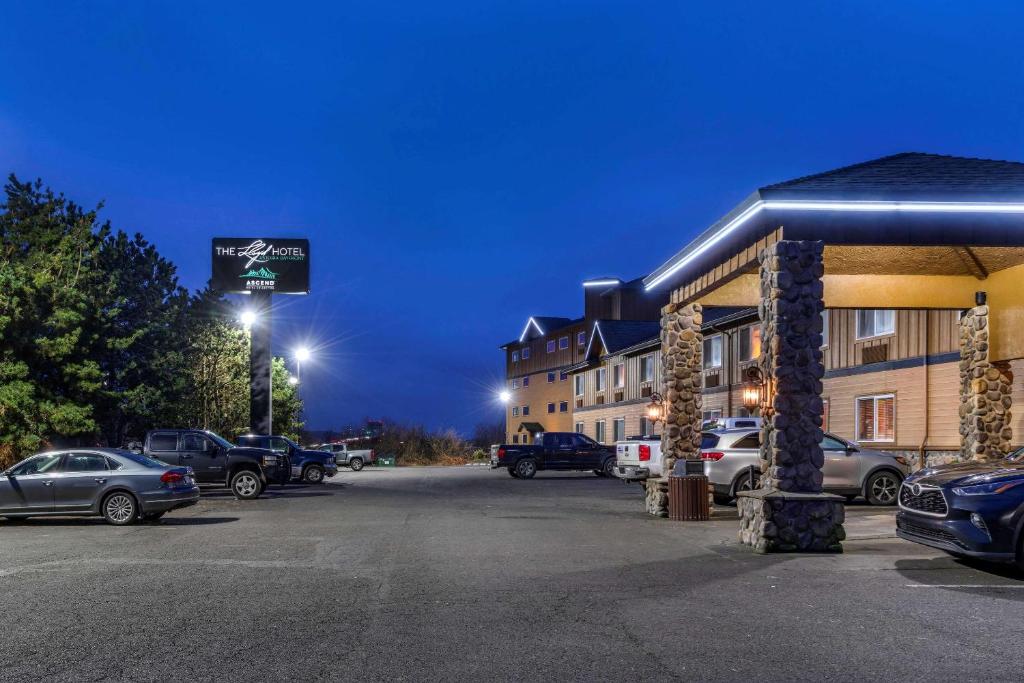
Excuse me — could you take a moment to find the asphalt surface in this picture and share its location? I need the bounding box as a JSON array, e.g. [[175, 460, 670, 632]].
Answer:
[[1, 466, 1023, 682]]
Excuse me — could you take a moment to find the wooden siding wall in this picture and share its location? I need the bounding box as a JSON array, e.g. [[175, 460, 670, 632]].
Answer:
[[822, 309, 960, 371], [506, 323, 589, 377], [577, 348, 662, 408]]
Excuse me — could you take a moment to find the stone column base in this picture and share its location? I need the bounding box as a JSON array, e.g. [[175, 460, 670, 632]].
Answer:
[[645, 478, 668, 517], [737, 489, 845, 554]]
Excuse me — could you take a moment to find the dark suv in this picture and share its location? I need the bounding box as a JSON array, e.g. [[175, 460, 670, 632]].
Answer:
[[143, 429, 289, 499], [236, 434, 338, 484]]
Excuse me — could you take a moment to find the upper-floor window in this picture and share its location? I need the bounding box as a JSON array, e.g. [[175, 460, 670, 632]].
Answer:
[[547, 372, 556, 383], [613, 363, 625, 389], [596, 367, 607, 392], [559, 370, 568, 382], [522, 346, 531, 359], [559, 336, 569, 350], [511, 378, 519, 389], [559, 401, 568, 413], [547, 402, 555, 414], [522, 376, 530, 387], [578, 331, 586, 346], [703, 335, 723, 369], [574, 374, 585, 397], [739, 326, 761, 362], [512, 406, 520, 417], [821, 310, 830, 348], [640, 354, 655, 383], [856, 309, 895, 340], [856, 394, 894, 442], [546, 340, 556, 353], [522, 405, 530, 416], [512, 434, 519, 444], [512, 351, 519, 363]]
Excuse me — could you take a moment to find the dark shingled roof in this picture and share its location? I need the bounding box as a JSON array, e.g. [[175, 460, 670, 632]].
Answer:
[[761, 152, 1024, 200], [592, 320, 662, 355], [517, 422, 545, 433], [500, 316, 583, 348]]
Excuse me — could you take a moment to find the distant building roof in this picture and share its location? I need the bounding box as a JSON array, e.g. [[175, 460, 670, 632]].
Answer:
[[501, 316, 583, 348], [517, 422, 545, 433]]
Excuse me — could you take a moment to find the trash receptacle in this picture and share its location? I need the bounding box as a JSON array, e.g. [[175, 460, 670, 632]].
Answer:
[[377, 455, 396, 467], [668, 458, 710, 521]]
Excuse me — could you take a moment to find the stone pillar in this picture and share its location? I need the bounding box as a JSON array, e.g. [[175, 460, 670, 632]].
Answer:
[[646, 302, 703, 516], [959, 306, 1013, 461], [737, 241, 845, 553]]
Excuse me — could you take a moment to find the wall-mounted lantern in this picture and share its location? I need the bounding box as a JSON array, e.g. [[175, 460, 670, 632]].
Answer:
[[646, 392, 667, 424], [742, 366, 772, 417]]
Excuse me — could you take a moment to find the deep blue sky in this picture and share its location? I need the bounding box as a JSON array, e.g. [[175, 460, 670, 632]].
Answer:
[[3, 2, 1023, 433]]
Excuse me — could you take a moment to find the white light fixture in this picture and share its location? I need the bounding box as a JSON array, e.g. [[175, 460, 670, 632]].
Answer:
[[240, 310, 258, 328], [288, 376, 299, 386], [295, 346, 312, 362], [583, 278, 621, 287], [498, 390, 511, 403], [644, 198, 1024, 291], [518, 317, 545, 342]]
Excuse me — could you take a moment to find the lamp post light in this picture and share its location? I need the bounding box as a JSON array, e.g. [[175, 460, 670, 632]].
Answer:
[[239, 310, 258, 329], [498, 390, 511, 404]]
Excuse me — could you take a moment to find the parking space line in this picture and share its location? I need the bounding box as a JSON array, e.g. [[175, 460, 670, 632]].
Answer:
[[906, 584, 1024, 589]]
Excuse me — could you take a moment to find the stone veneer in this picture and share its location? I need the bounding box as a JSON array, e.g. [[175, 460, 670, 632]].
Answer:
[[738, 240, 845, 553], [959, 305, 1013, 461], [646, 302, 703, 517]]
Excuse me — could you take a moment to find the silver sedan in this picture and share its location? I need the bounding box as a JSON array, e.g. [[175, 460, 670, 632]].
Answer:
[[0, 448, 200, 525]]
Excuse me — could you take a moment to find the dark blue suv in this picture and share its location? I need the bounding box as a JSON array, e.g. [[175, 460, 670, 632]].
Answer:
[[235, 435, 338, 484], [896, 448, 1024, 571]]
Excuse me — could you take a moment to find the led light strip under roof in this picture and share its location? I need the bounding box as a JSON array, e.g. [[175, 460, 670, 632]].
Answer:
[[644, 199, 1024, 291]]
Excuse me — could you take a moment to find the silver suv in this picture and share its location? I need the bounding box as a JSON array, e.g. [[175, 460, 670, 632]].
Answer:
[[701, 428, 911, 506]]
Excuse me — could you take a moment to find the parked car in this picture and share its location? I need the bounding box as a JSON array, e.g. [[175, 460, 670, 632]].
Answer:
[[701, 428, 911, 505], [702, 417, 763, 431], [143, 429, 289, 500], [313, 442, 376, 471], [0, 448, 199, 525], [237, 434, 338, 483], [491, 432, 616, 479], [896, 448, 1024, 570], [615, 438, 663, 482]]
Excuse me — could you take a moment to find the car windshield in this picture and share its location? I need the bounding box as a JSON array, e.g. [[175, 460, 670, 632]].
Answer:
[[115, 450, 169, 469], [205, 432, 235, 449]]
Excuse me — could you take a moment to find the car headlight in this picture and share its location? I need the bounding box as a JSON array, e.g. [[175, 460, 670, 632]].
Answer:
[[952, 479, 1024, 496], [262, 455, 279, 466]]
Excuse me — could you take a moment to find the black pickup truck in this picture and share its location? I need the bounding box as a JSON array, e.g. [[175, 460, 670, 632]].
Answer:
[[143, 429, 290, 499], [491, 432, 616, 479]]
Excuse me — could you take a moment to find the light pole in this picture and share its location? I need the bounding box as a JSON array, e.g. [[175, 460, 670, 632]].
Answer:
[[294, 346, 311, 383]]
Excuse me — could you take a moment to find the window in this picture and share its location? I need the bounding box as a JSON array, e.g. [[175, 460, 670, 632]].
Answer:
[[559, 401, 568, 413], [639, 416, 652, 437], [702, 409, 722, 423], [701, 434, 721, 449], [856, 310, 895, 339], [574, 375, 585, 397], [574, 421, 584, 434], [522, 405, 530, 416], [268, 437, 291, 453], [512, 378, 519, 389], [149, 433, 178, 451], [856, 394, 895, 442], [739, 326, 761, 361], [732, 433, 761, 450], [560, 371, 568, 382], [8, 453, 64, 476], [821, 435, 847, 450], [512, 351, 519, 363], [822, 398, 830, 430], [703, 335, 723, 369], [640, 354, 655, 383], [522, 376, 530, 387], [613, 418, 625, 442], [63, 453, 110, 473], [613, 363, 625, 389], [595, 421, 607, 444], [512, 434, 519, 444], [559, 336, 569, 350], [547, 402, 555, 414], [821, 310, 830, 348], [512, 406, 520, 417], [596, 368, 607, 392], [522, 347, 531, 359], [547, 372, 556, 383], [578, 331, 586, 346], [546, 340, 556, 353]]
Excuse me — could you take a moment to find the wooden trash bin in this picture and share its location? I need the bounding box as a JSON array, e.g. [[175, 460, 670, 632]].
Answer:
[[669, 474, 710, 521]]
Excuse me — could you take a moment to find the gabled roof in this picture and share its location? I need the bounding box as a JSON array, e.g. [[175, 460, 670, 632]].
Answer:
[[590, 320, 662, 356], [501, 316, 582, 348], [517, 422, 545, 433], [644, 152, 1024, 292]]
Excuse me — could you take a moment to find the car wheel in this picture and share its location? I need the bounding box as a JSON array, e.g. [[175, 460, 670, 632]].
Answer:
[[733, 470, 759, 496], [102, 492, 138, 526], [303, 465, 325, 484], [231, 470, 263, 500], [515, 459, 538, 479], [349, 457, 364, 472], [865, 470, 901, 506], [142, 511, 166, 523], [508, 468, 520, 478], [602, 458, 616, 478]]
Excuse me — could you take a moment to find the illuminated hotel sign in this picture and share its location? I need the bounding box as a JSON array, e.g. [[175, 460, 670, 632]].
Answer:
[[212, 238, 310, 294]]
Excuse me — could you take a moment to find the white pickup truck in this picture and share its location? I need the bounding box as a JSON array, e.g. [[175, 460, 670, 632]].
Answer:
[[614, 439, 663, 482]]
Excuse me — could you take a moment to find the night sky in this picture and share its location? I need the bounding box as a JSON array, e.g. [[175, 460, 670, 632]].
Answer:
[[2, 2, 1022, 433]]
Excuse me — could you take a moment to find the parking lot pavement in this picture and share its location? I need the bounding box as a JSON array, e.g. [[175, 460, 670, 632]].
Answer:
[[1, 466, 1023, 681]]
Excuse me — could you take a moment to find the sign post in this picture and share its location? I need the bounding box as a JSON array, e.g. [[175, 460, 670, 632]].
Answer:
[[212, 238, 310, 435]]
